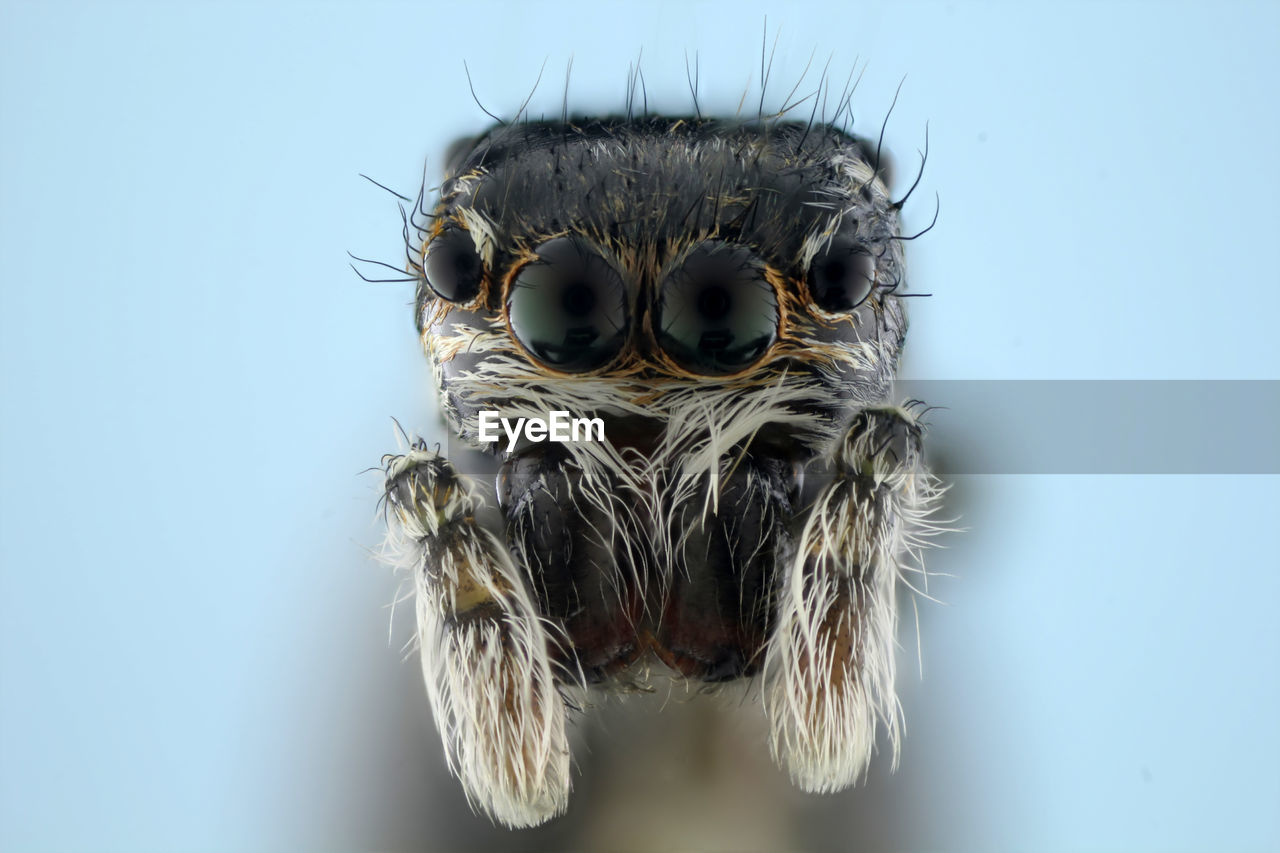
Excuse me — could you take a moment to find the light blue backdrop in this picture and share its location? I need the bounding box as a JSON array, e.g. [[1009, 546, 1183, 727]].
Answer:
[[2, 1, 1277, 851]]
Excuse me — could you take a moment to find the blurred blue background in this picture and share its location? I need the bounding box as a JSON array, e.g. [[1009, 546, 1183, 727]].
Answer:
[[2, 1, 1277, 850]]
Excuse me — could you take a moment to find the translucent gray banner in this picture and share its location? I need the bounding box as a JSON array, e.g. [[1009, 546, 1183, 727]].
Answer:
[[900, 380, 1279, 474], [435, 381, 1279, 475]]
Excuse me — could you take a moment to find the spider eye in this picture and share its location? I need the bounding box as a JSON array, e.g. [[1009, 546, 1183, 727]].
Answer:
[[507, 237, 629, 372], [656, 241, 779, 375], [423, 227, 483, 303], [808, 239, 876, 312]]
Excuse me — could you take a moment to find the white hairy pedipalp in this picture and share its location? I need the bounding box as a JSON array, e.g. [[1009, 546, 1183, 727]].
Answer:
[[382, 449, 571, 828], [764, 407, 946, 790]]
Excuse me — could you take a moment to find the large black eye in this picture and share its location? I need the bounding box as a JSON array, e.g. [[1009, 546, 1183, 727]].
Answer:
[[423, 227, 483, 303], [507, 237, 629, 372], [808, 238, 876, 312], [656, 242, 779, 375]]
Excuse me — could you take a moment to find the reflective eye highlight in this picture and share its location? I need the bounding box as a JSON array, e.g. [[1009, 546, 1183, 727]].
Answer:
[[423, 228, 483, 303], [507, 237, 628, 372], [656, 242, 778, 375], [808, 238, 876, 312]]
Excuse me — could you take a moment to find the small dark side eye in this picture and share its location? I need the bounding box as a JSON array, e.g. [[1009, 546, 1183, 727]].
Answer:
[[423, 228, 483, 303], [507, 237, 629, 372], [808, 238, 876, 313], [655, 241, 779, 375]]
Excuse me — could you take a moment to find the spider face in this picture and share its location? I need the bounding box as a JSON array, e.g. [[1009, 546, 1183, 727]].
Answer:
[[418, 118, 904, 384], [383, 115, 938, 827]]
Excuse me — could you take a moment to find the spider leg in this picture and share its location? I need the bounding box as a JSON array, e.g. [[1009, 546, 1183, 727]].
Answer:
[[764, 406, 938, 790], [383, 446, 569, 828]]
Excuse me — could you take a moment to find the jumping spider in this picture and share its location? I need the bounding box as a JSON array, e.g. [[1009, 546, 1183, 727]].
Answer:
[[379, 112, 941, 827]]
